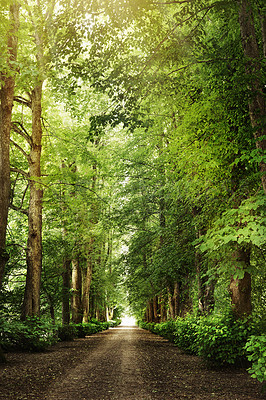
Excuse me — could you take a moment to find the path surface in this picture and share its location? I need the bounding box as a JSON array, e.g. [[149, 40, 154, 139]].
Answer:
[[0, 326, 265, 400]]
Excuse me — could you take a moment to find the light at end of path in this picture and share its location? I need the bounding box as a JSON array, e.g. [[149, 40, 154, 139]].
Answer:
[[120, 315, 136, 326]]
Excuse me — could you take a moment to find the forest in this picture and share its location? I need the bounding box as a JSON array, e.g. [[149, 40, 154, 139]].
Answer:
[[0, 0, 265, 385]]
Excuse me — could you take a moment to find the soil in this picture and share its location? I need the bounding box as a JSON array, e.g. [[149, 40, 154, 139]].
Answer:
[[0, 326, 265, 400]]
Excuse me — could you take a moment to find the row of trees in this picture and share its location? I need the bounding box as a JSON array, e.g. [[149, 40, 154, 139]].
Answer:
[[0, 0, 265, 336]]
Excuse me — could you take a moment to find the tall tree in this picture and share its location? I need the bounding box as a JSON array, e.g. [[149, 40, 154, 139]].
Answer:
[[0, 1, 19, 287]]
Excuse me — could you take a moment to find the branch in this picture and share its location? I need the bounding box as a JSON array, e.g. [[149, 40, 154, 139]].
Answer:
[[14, 95, 31, 108], [10, 167, 29, 178], [139, 1, 225, 76], [11, 122, 32, 145], [153, 1, 191, 4], [10, 139, 30, 161], [167, 57, 229, 75], [49, 182, 108, 203], [9, 204, 29, 216]]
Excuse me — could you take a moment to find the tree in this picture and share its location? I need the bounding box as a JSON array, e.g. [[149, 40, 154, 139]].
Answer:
[[0, 1, 19, 287]]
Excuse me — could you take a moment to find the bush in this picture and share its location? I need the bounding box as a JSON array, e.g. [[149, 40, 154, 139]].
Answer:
[[245, 335, 266, 385], [154, 321, 177, 343], [57, 325, 78, 341], [0, 317, 57, 351], [57, 321, 110, 341], [139, 313, 261, 366], [174, 316, 200, 354], [108, 319, 121, 327], [196, 313, 254, 365]]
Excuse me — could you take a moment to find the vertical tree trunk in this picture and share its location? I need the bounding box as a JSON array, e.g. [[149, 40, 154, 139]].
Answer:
[[153, 296, 159, 323], [238, 0, 266, 193], [62, 258, 71, 325], [71, 258, 82, 323], [229, 245, 252, 318], [196, 251, 215, 315], [167, 286, 175, 319], [0, 2, 19, 288], [180, 279, 193, 317], [21, 84, 43, 320], [159, 293, 167, 322], [82, 243, 93, 323], [173, 281, 180, 317]]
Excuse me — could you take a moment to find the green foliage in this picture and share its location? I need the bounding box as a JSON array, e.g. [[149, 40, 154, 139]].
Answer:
[[141, 313, 263, 368], [245, 335, 266, 384], [57, 325, 78, 341], [153, 321, 178, 343], [197, 194, 266, 252], [196, 314, 255, 365], [0, 317, 57, 352], [173, 316, 200, 355], [57, 321, 110, 342]]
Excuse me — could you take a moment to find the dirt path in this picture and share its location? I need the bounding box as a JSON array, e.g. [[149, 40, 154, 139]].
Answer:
[[0, 326, 265, 400]]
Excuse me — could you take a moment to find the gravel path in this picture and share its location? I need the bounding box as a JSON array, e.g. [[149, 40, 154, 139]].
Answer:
[[0, 326, 265, 400]]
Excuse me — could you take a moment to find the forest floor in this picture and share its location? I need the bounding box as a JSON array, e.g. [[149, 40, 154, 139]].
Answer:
[[0, 326, 265, 400]]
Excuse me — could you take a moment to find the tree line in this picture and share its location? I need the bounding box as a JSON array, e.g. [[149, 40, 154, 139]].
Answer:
[[0, 0, 265, 340]]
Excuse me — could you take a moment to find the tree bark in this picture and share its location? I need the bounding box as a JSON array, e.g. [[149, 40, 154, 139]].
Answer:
[[196, 250, 215, 315], [173, 281, 180, 317], [71, 258, 82, 323], [21, 84, 43, 320], [238, 0, 266, 193], [82, 243, 94, 323], [167, 286, 175, 319], [0, 2, 19, 287], [229, 245, 252, 318], [62, 258, 71, 325], [153, 296, 159, 323], [159, 293, 167, 322]]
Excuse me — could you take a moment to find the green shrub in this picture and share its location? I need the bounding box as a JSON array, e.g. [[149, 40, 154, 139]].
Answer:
[[72, 323, 101, 337], [0, 317, 57, 351], [154, 321, 177, 342], [245, 335, 266, 385], [108, 319, 121, 327], [174, 316, 200, 354], [196, 313, 254, 365], [57, 325, 77, 341]]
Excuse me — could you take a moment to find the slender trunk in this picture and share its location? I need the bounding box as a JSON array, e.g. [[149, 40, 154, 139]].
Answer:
[[238, 0, 266, 193], [167, 286, 175, 319], [173, 281, 180, 317], [96, 306, 100, 321], [159, 293, 167, 322], [153, 296, 159, 323], [229, 245, 252, 318], [21, 84, 43, 320], [180, 279, 193, 317], [82, 244, 93, 323], [71, 258, 82, 323], [196, 251, 215, 315], [62, 258, 71, 325], [0, 2, 19, 287]]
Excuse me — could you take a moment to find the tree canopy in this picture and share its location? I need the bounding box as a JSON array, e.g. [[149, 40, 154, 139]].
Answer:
[[0, 0, 265, 333]]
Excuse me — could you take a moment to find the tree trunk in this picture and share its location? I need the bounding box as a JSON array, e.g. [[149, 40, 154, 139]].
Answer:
[[196, 250, 215, 315], [0, 2, 19, 287], [153, 296, 159, 323], [159, 294, 167, 322], [180, 279, 193, 317], [82, 245, 93, 323], [238, 0, 266, 193], [21, 84, 43, 320], [167, 286, 175, 319], [62, 258, 71, 325], [71, 258, 82, 323], [173, 281, 180, 317], [229, 245, 252, 318]]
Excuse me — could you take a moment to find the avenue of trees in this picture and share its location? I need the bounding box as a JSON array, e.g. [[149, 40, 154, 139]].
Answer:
[[0, 0, 265, 355]]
